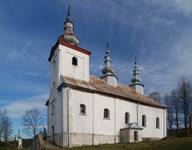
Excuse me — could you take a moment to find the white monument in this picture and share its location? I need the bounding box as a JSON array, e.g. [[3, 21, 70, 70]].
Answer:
[[17, 130, 23, 149]]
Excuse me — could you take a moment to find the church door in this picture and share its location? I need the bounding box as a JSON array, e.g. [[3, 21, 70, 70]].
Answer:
[[134, 131, 138, 141]]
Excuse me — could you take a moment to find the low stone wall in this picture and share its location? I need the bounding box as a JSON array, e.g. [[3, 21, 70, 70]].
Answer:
[[34, 134, 60, 150]]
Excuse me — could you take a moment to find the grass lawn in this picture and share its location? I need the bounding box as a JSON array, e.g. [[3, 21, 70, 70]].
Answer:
[[1, 136, 192, 150], [64, 136, 192, 150], [0, 139, 32, 150]]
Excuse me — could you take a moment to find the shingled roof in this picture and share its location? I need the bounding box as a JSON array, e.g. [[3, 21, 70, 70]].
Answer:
[[60, 75, 166, 109]]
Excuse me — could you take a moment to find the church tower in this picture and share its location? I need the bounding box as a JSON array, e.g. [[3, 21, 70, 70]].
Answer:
[[47, 5, 91, 147], [129, 58, 144, 95], [101, 42, 118, 87], [48, 5, 91, 88]]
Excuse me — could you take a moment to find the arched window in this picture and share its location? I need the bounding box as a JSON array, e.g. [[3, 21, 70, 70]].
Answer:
[[80, 104, 86, 115], [156, 117, 160, 128], [104, 108, 110, 119], [72, 57, 78, 66], [125, 112, 130, 124], [142, 115, 146, 127]]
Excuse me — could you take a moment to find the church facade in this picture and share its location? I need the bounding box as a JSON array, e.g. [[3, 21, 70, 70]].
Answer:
[[46, 6, 167, 147]]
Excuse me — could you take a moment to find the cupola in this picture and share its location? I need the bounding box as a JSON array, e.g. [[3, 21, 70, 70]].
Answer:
[[64, 5, 80, 46], [101, 42, 118, 87], [129, 58, 144, 95]]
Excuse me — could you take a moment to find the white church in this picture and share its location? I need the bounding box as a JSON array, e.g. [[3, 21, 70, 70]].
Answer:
[[46, 6, 167, 147]]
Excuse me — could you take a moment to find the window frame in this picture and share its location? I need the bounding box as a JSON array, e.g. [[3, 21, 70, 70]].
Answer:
[[79, 104, 86, 115], [156, 117, 160, 129], [72, 56, 78, 66], [103, 108, 110, 119], [125, 112, 130, 124], [142, 115, 146, 127]]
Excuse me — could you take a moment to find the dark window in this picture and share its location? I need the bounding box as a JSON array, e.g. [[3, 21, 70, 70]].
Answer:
[[80, 104, 86, 115], [51, 104, 54, 116], [134, 131, 138, 141], [125, 112, 130, 124], [72, 57, 78, 66], [156, 117, 160, 128], [52, 126, 55, 142], [142, 115, 146, 127], [104, 108, 110, 119]]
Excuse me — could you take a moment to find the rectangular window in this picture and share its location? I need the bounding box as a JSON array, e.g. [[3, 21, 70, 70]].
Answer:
[[51, 104, 54, 116], [80, 104, 86, 115]]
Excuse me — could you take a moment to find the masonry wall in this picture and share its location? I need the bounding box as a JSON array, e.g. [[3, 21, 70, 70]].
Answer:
[[48, 45, 64, 146], [47, 86, 64, 146], [67, 89, 167, 146]]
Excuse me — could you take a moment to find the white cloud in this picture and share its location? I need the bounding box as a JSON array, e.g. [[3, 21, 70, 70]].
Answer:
[[1, 94, 48, 119], [175, 0, 192, 15], [145, 0, 192, 15], [167, 31, 192, 78]]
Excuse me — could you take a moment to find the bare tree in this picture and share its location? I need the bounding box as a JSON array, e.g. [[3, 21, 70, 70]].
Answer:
[[170, 90, 181, 136], [22, 108, 43, 138], [177, 79, 192, 136], [0, 110, 3, 141], [149, 91, 161, 103], [0, 110, 12, 142], [189, 112, 192, 128], [164, 94, 174, 136]]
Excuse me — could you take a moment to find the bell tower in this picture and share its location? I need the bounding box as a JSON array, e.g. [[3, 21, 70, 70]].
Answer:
[[48, 5, 91, 90], [47, 6, 91, 146]]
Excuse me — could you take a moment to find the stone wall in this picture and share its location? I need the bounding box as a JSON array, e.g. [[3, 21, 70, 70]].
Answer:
[[34, 134, 60, 150]]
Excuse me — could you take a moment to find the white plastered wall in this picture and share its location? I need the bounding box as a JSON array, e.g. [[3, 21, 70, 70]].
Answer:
[[48, 43, 90, 146], [58, 45, 89, 81], [68, 89, 167, 145], [138, 105, 166, 138]]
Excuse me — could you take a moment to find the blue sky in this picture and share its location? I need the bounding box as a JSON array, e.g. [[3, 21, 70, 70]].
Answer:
[[0, 0, 192, 138]]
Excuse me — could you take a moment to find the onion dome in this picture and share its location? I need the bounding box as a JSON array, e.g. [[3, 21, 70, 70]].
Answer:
[[131, 58, 141, 84], [64, 5, 80, 46], [102, 42, 115, 75]]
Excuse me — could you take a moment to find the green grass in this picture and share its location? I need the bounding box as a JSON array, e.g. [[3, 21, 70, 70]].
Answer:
[[64, 136, 192, 150], [0, 139, 32, 150], [1, 136, 192, 150]]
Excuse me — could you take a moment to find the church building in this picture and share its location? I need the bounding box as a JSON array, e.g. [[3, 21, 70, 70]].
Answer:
[[46, 6, 167, 147]]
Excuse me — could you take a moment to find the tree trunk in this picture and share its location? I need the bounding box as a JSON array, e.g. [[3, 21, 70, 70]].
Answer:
[[175, 110, 179, 136]]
